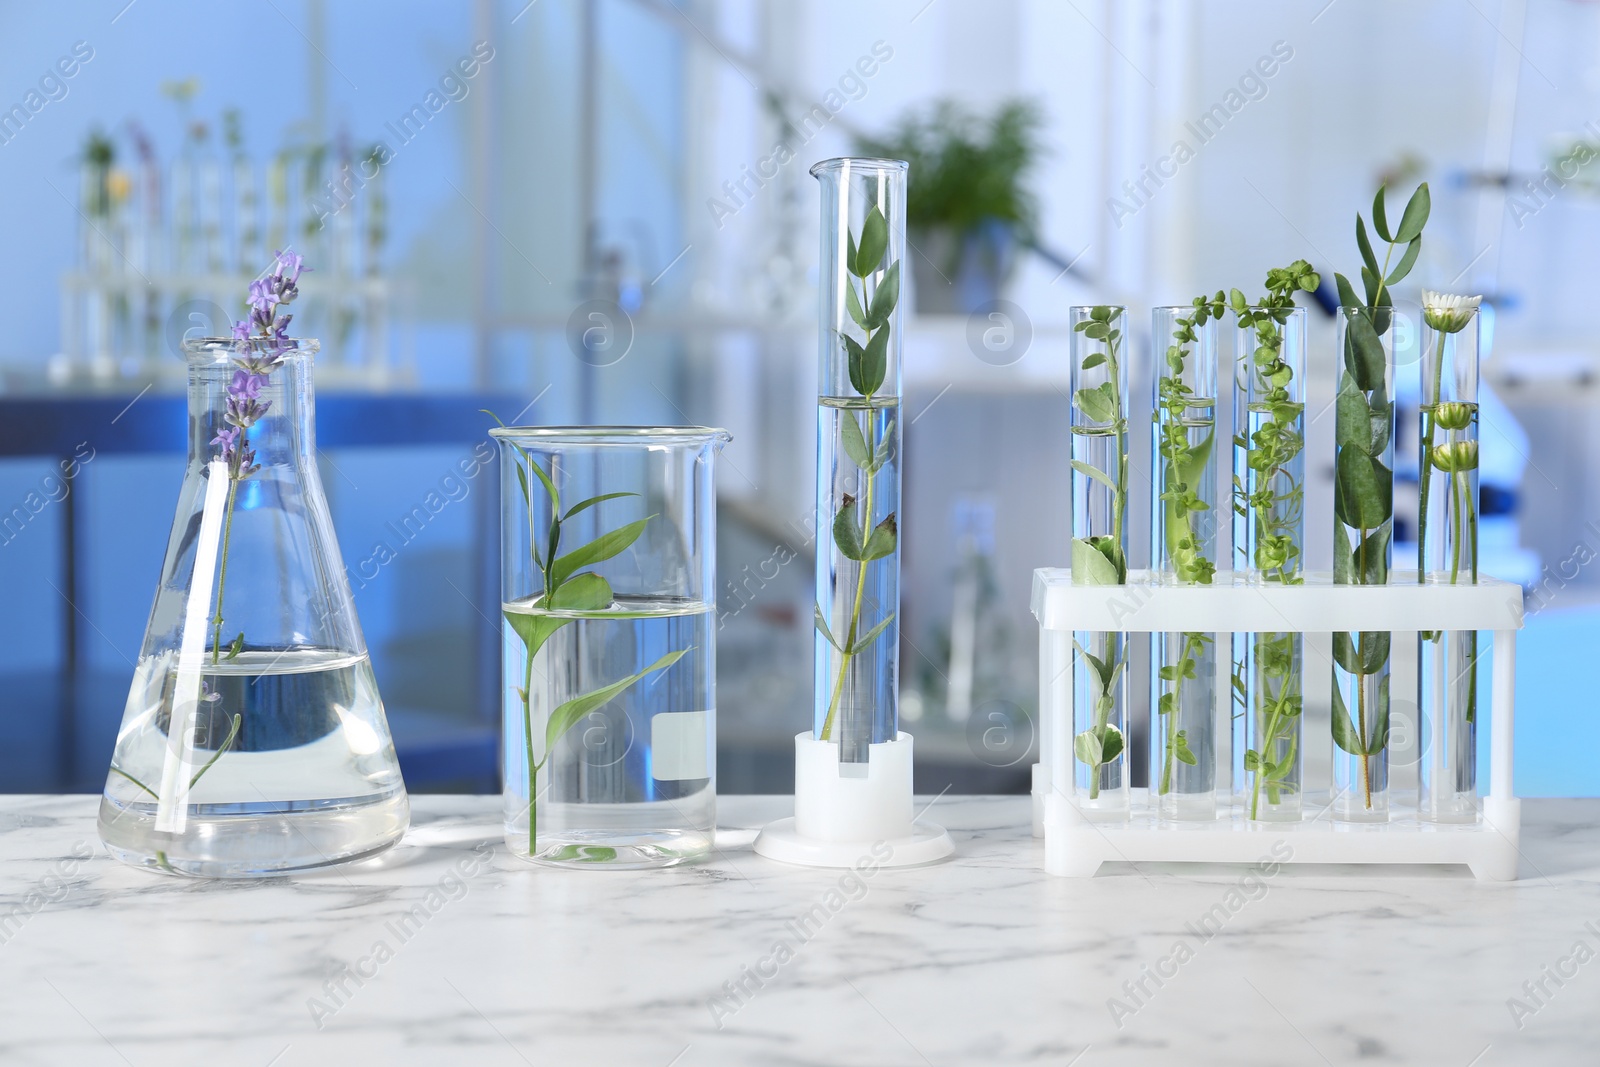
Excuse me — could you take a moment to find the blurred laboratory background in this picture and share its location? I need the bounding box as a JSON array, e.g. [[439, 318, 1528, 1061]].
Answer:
[[1, 0, 1596, 796]]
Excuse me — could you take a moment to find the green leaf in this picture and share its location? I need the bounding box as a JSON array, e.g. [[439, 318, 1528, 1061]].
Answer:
[[1385, 237, 1421, 287], [1367, 380, 1393, 455], [1072, 638, 1118, 693], [843, 335, 866, 395], [563, 491, 637, 521], [1099, 724, 1125, 765], [1336, 376, 1374, 456], [189, 713, 242, 788], [527, 456, 560, 516], [1081, 353, 1107, 370], [1175, 737, 1198, 766], [848, 611, 897, 655], [550, 515, 651, 589], [1331, 682, 1365, 756], [844, 279, 868, 329], [1336, 447, 1391, 531], [1356, 214, 1379, 275], [860, 326, 889, 396], [839, 412, 871, 470], [1394, 182, 1431, 243], [871, 418, 895, 472], [1371, 186, 1392, 242], [1334, 272, 1361, 311], [1342, 309, 1387, 392], [833, 495, 864, 561], [1072, 383, 1116, 424], [1071, 537, 1122, 586], [815, 604, 843, 651], [1370, 674, 1391, 754], [865, 261, 900, 330], [1359, 630, 1391, 675], [1333, 632, 1360, 674], [1357, 525, 1390, 586], [1334, 523, 1354, 585], [861, 513, 897, 561], [846, 230, 858, 278], [1074, 729, 1103, 768], [225, 632, 245, 661], [545, 648, 689, 756], [1071, 459, 1119, 497], [549, 571, 614, 611], [854, 206, 887, 277]]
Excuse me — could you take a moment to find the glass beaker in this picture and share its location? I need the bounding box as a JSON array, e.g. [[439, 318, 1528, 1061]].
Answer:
[[493, 426, 728, 869], [98, 337, 408, 877]]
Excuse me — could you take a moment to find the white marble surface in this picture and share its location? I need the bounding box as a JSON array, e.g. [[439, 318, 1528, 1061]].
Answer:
[[3, 795, 1600, 1066]]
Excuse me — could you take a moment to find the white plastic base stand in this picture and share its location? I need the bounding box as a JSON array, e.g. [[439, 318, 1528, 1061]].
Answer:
[[1033, 569, 1525, 881], [753, 732, 955, 868]]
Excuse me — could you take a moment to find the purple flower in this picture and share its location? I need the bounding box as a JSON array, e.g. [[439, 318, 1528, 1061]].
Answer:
[[218, 248, 308, 478], [248, 278, 278, 314]]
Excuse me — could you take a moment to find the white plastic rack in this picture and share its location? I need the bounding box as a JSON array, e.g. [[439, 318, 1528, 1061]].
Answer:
[[1030, 569, 1525, 881]]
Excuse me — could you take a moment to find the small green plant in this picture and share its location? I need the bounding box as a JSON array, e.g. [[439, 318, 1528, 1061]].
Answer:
[[1230, 261, 1317, 819], [1154, 296, 1222, 800], [1070, 306, 1127, 798], [488, 414, 688, 857], [816, 204, 901, 742], [1331, 182, 1430, 811]]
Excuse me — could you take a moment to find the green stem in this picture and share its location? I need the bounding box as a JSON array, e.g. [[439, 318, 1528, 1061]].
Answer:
[[523, 644, 538, 856], [1417, 333, 1447, 576], [209, 478, 240, 664], [821, 395, 879, 742], [1450, 460, 1464, 585]]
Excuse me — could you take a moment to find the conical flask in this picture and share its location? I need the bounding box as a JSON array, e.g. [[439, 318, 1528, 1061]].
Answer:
[[98, 336, 409, 877]]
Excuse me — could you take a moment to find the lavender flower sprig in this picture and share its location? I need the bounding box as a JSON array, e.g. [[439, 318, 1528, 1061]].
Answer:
[[208, 249, 307, 663]]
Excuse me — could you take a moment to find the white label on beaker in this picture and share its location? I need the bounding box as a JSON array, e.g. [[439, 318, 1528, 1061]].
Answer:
[[651, 710, 709, 781]]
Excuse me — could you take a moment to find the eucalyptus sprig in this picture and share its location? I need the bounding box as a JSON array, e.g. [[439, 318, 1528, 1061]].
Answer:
[[488, 413, 688, 856], [1070, 306, 1127, 798], [1330, 182, 1430, 811], [818, 205, 901, 743]]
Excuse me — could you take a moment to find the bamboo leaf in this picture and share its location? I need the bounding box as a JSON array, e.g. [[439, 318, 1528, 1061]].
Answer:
[[527, 456, 561, 516], [550, 516, 651, 589], [545, 648, 689, 756], [225, 632, 245, 661], [839, 412, 871, 470], [563, 491, 637, 521], [865, 261, 900, 330], [188, 713, 242, 789], [854, 206, 887, 277], [549, 571, 614, 611]]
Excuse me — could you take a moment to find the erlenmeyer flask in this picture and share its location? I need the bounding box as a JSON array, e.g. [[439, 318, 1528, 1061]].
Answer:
[[98, 336, 408, 877]]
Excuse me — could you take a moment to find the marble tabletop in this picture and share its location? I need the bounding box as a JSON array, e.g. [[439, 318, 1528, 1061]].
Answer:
[[2, 794, 1599, 1067]]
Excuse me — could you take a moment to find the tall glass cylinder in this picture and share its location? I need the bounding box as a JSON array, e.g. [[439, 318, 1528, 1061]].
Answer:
[[811, 158, 905, 769], [1230, 307, 1307, 821], [1418, 299, 1482, 821], [1150, 306, 1219, 820], [1070, 305, 1130, 816], [493, 426, 728, 868], [1333, 306, 1396, 822]]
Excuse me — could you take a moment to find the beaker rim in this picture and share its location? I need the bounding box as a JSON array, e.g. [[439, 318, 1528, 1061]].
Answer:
[[182, 337, 321, 361], [810, 156, 908, 178], [490, 425, 732, 445]]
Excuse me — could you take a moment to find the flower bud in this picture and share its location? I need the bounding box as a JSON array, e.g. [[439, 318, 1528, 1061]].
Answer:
[[1434, 401, 1474, 431]]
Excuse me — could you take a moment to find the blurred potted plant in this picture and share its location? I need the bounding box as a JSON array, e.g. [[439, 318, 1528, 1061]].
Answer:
[[859, 98, 1043, 315]]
